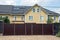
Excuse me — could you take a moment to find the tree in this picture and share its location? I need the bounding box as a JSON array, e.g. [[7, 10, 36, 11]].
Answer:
[[47, 17, 53, 24], [4, 16, 10, 23]]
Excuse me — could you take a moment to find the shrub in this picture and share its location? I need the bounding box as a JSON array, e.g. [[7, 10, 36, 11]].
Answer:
[[4, 16, 10, 23], [56, 31, 60, 37], [56, 26, 60, 37]]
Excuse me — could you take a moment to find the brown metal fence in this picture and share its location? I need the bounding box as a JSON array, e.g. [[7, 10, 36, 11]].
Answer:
[[3, 23, 54, 35]]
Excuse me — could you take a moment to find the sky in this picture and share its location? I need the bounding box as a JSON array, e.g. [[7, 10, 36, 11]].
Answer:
[[0, 0, 60, 14]]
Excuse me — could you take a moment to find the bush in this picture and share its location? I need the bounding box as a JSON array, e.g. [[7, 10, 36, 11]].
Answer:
[[56, 26, 60, 37], [56, 31, 60, 37], [4, 16, 10, 23]]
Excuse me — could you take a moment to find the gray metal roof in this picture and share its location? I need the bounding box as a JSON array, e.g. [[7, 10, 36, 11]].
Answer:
[[12, 6, 31, 15], [0, 5, 12, 14], [41, 7, 60, 16], [0, 5, 60, 16]]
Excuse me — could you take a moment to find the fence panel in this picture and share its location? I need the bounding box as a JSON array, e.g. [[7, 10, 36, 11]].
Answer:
[[3, 24, 14, 35], [33, 24, 42, 35], [43, 24, 53, 35], [3, 23, 55, 35], [0, 21, 3, 33], [15, 24, 25, 35], [25, 23, 31, 35]]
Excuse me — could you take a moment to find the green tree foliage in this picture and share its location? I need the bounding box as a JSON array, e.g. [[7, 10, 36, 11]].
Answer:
[[0, 16, 10, 23], [47, 17, 53, 24], [56, 26, 60, 37], [4, 16, 10, 23]]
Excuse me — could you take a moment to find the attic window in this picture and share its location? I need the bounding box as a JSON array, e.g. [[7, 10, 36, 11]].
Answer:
[[37, 8, 39, 12], [32, 8, 35, 12], [14, 7, 19, 10]]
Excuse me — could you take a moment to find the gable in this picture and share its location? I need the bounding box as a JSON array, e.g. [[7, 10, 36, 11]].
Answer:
[[25, 5, 47, 16]]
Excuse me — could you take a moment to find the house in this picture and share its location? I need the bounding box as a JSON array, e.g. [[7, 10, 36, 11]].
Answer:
[[0, 4, 60, 24]]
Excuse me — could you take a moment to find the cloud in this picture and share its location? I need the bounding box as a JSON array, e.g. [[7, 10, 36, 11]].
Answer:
[[18, 0, 54, 6], [51, 8, 60, 13], [43, 7, 60, 14], [0, 0, 16, 5]]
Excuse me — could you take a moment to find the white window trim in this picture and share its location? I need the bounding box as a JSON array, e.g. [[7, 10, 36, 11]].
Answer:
[[29, 16, 33, 21], [21, 16, 25, 21], [32, 8, 35, 12], [40, 16, 44, 21], [37, 8, 39, 12], [13, 16, 16, 21]]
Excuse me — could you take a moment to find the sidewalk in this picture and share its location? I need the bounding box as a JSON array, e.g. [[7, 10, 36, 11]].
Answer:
[[0, 35, 60, 40]]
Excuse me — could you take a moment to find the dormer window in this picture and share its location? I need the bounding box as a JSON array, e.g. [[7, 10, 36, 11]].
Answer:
[[13, 6, 20, 10], [37, 8, 39, 12], [14, 7, 19, 10], [32, 8, 35, 12]]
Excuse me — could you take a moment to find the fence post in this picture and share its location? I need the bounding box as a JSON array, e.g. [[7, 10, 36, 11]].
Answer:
[[14, 23, 15, 35], [31, 24, 33, 35], [42, 24, 43, 35], [25, 24, 26, 35], [3, 21, 4, 35], [53, 23, 54, 35]]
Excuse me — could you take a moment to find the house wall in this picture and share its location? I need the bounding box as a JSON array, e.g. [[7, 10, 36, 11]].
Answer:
[[0, 14, 25, 24], [25, 6, 47, 24], [9, 15, 25, 24]]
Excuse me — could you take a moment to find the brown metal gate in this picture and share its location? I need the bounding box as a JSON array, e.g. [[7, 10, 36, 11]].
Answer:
[[3, 23, 54, 35]]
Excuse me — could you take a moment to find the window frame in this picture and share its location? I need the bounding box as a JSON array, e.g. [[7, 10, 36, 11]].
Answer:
[[29, 16, 33, 21], [37, 8, 39, 12], [13, 16, 16, 21], [32, 8, 35, 12], [54, 16, 56, 20], [21, 16, 25, 21], [40, 16, 44, 21]]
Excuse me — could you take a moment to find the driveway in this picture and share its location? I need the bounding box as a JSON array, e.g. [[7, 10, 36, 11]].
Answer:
[[0, 35, 60, 40]]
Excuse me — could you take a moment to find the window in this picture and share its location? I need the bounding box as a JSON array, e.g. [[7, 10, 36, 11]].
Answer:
[[32, 8, 35, 12], [2, 16, 7, 18], [14, 6, 19, 10], [13, 16, 16, 21], [37, 8, 39, 12], [29, 16, 33, 20], [14, 7, 19, 10], [40, 16, 44, 21], [21, 16, 25, 20], [0, 16, 8, 18]]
